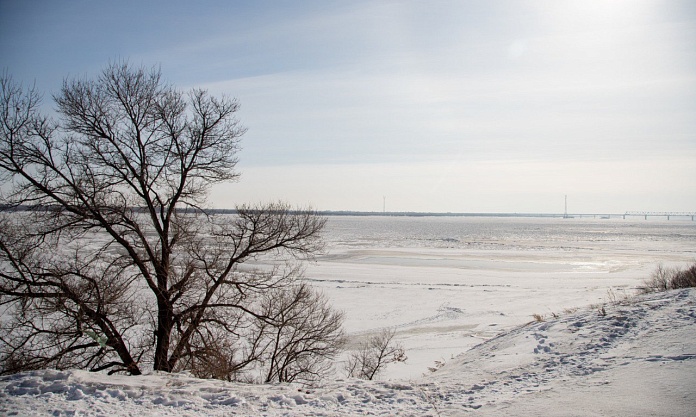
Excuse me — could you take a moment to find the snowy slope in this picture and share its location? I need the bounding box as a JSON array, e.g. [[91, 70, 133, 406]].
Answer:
[[432, 288, 696, 415], [1, 288, 694, 416]]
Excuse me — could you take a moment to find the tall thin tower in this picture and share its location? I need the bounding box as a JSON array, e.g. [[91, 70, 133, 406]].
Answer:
[[564, 195, 568, 219]]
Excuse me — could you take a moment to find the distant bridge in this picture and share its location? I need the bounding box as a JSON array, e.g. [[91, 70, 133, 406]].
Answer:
[[624, 211, 696, 220]]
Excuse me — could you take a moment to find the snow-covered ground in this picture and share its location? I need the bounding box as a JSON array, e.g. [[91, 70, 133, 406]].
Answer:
[[2, 288, 694, 416], [308, 216, 696, 379], [1, 216, 695, 415]]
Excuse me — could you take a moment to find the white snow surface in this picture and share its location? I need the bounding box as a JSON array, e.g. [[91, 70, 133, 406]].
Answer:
[[2, 217, 695, 415], [307, 216, 695, 380], [2, 288, 695, 416]]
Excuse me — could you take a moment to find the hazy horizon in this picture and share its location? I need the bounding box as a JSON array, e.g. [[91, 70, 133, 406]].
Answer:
[[2, 0, 695, 213]]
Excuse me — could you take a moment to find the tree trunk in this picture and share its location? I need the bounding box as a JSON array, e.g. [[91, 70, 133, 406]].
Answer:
[[153, 297, 173, 372]]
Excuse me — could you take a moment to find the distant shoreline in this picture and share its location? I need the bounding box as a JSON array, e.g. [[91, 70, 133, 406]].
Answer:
[[313, 211, 696, 220], [3, 205, 693, 220], [315, 211, 608, 218]]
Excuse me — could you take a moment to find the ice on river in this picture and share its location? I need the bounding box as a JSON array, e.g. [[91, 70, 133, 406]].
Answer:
[[305, 216, 696, 379]]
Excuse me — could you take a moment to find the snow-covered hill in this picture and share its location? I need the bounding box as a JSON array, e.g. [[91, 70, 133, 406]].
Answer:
[[1, 289, 694, 416]]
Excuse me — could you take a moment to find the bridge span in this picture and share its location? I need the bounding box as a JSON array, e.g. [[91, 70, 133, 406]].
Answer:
[[623, 211, 696, 220]]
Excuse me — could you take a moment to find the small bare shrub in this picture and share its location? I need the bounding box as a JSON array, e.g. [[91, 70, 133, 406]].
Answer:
[[670, 263, 696, 289], [345, 328, 406, 380], [641, 262, 696, 293], [641, 264, 672, 293]]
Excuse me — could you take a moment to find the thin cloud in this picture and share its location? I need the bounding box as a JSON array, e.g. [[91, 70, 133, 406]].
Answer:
[[1, 0, 694, 212]]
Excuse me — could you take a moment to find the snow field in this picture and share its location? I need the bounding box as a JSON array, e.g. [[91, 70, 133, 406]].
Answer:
[[306, 217, 696, 380], [2, 216, 694, 415]]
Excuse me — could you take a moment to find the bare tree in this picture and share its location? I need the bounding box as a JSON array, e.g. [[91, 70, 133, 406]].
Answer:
[[0, 63, 331, 377], [258, 283, 345, 384], [345, 328, 406, 380], [173, 275, 345, 384]]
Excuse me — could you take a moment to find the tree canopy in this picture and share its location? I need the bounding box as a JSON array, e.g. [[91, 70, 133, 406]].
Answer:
[[0, 62, 341, 382]]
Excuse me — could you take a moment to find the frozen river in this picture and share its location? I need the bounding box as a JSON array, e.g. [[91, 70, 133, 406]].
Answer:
[[305, 216, 696, 379]]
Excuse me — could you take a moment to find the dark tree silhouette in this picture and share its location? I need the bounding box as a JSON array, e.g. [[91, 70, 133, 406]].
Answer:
[[0, 63, 338, 380]]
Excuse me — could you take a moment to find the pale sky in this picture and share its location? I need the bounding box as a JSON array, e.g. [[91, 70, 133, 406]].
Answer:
[[1, 0, 695, 213]]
